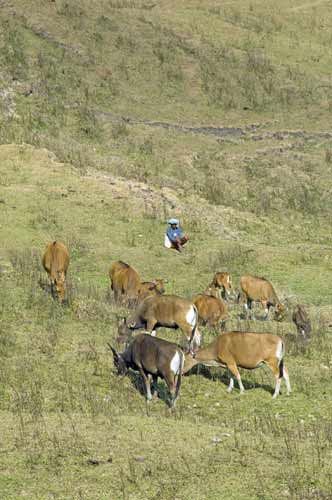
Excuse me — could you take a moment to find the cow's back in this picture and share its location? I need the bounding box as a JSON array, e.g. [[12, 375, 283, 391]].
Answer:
[[193, 294, 227, 325], [110, 261, 140, 295], [240, 274, 277, 303], [217, 331, 281, 367], [42, 242, 69, 277], [139, 294, 193, 323]]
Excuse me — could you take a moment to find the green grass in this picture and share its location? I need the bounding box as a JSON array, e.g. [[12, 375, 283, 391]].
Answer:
[[1, 0, 332, 498]]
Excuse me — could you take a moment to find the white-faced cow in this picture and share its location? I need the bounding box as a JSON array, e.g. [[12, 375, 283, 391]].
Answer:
[[117, 294, 200, 351], [183, 331, 291, 398], [42, 241, 70, 302], [110, 334, 184, 408], [239, 274, 285, 320]]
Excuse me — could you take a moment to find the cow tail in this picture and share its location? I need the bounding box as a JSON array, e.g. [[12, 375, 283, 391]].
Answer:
[[278, 341, 285, 378], [175, 350, 184, 400]]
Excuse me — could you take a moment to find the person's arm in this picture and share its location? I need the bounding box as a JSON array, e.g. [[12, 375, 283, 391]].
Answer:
[[167, 227, 176, 242]]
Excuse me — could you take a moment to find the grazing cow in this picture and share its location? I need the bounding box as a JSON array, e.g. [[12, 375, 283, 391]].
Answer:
[[193, 290, 228, 327], [110, 334, 184, 407], [239, 274, 285, 320], [109, 261, 166, 306], [42, 241, 70, 301], [109, 261, 140, 305], [292, 304, 311, 341], [117, 295, 200, 351], [209, 272, 232, 300], [183, 331, 291, 398]]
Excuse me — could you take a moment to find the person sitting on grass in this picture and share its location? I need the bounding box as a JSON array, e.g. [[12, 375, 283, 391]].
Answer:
[[164, 218, 189, 253]]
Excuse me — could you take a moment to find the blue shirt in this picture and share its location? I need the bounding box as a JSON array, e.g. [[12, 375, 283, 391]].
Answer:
[[167, 226, 183, 243]]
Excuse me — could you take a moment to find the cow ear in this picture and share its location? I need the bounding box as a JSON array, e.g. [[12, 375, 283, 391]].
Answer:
[[148, 281, 157, 290]]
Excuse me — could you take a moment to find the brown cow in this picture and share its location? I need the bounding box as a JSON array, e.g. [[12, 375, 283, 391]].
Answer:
[[42, 241, 70, 301], [110, 334, 184, 408], [239, 274, 285, 320], [183, 331, 291, 398], [209, 272, 232, 300], [292, 304, 311, 341], [117, 294, 200, 351], [193, 289, 228, 327], [109, 261, 166, 306]]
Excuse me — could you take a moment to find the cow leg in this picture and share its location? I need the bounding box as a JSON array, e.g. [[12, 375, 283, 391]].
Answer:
[[164, 372, 177, 408], [138, 366, 152, 401], [227, 375, 234, 393], [151, 374, 159, 399], [226, 363, 245, 394], [265, 357, 282, 398], [261, 301, 270, 321], [283, 366, 291, 395]]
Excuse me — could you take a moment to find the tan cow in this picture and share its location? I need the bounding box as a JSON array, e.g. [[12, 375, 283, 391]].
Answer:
[[209, 272, 232, 300], [109, 261, 166, 306], [239, 274, 285, 320], [183, 331, 291, 398], [193, 288, 228, 327], [42, 241, 70, 301], [117, 294, 200, 351]]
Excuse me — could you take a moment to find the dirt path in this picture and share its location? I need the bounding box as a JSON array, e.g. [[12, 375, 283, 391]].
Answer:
[[290, 0, 329, 11]]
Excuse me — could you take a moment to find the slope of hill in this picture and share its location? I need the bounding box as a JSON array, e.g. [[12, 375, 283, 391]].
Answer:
[[1, 1, 332, 499]]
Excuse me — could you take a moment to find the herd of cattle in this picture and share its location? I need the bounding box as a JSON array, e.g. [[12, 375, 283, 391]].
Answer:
[[42, 241, 311, 408]]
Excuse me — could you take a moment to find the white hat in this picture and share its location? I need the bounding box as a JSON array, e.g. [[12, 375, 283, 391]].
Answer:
[[167, 218, 179, 225]]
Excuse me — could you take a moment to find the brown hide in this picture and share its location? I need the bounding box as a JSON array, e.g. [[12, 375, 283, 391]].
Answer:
[[110, 334, 184, 407], [183, 331, 291, 398], [109, 261, 141, 304], [137, 279, 166, 303], [42, 241, 70, 301], [210, 272, 232, 298], [240, 274, 285, 319], [193, 293, 228, 326], [118, 295, 200, 349], [292, 304, 311, 340]]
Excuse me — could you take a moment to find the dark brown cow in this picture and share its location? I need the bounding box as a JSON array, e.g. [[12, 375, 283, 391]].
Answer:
[[110, 334, 184, 407], [117, 294, 200, 351], [292, 304, 311, 340], [239, 274, 285, 320], [209, 272, 232, 300], [183, 332, 291, 398], [193, 288, 228, 327], [42, 241, 70, 301], [109, 261, 166, 306]]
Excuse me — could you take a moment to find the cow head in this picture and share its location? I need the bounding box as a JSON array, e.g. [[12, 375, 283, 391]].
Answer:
[[53, 271, 66, 301], [213, 272, 232, 298], [109, 345, 128, 376], [274, 303, 286, 321]]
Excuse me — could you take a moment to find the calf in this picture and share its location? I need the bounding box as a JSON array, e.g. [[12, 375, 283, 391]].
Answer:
[[183, 331, 291, 398], [292, 304, 311, 340], [42, 241, 70, 301], [239, 274, 285, 320], [117, 294, 200, 351], [193, 290, 228, 327], [110, 334, 184, 407], [209, 272, 232, 300]]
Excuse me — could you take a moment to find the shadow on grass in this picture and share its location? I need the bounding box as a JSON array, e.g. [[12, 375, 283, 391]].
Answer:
[[185, 365, 275, 395]]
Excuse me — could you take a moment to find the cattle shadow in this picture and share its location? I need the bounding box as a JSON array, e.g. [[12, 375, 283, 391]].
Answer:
[[126, 370, 173, 406], [185, 365, 275, 395]]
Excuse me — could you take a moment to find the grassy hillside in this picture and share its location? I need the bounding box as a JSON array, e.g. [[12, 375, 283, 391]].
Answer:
[[1, 1, 332, 499]]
